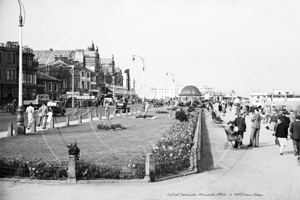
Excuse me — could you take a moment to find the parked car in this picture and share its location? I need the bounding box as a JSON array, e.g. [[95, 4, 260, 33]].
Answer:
[[47, 101, 66, 116], [116, 100, 130, 113], [153, 101, 164, 107]]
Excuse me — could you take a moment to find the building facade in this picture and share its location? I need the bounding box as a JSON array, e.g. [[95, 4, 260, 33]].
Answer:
[[150, 86, 183, 99], [33, 42, 128, 99], [37, 71, 61, 100], [0, 41, 38, 106]]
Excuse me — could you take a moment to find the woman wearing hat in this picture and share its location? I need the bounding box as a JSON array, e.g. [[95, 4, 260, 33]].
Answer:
[[275, 117, 288, 155]]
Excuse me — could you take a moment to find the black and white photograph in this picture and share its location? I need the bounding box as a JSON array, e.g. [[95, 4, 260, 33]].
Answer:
[[0, 0, 300, 199]]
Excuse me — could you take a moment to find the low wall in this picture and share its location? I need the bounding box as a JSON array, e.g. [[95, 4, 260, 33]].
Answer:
[[189, 109, 203, 172]]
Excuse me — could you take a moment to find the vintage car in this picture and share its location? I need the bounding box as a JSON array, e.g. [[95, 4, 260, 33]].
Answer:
[[153, 101, 164, 107], [115, 100, 130, 113], [47, 101, 66, 116]]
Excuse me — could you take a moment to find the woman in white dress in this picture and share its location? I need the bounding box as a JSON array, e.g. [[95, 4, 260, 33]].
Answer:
[[26, 103, 35, 129], [46, 109, 53, 129]]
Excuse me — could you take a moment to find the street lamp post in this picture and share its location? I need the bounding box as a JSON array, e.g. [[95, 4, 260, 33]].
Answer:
[[166, 71, 180, 97], [15, 0, 26, 134], [132, 55, 145, 102], [70, 66, 75, 108]]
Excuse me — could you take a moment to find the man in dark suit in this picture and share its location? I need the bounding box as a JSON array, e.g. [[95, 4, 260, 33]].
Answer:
[[248, 108, 262, 147], [281, 111, 291, 129], [233, 111, 247, 146], [290, 114, 300, 156]]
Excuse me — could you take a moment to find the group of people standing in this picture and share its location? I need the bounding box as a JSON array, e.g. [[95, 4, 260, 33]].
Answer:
[[224, 102, 300, 156], [25, 103, 53, 130]]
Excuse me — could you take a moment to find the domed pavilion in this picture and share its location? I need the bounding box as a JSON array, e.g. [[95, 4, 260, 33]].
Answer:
[[179, 85, 202, 102]]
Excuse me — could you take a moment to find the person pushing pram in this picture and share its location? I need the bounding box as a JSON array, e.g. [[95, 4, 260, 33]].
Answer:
[[224, 121, 242, 149]]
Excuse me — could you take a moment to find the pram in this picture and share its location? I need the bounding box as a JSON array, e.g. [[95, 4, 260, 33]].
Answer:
[[224, 128, 242, 149]]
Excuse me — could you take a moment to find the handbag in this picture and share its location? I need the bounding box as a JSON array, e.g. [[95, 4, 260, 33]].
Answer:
[[275, 137, 280, 146]]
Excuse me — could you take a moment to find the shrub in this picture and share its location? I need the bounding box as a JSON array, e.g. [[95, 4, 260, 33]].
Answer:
[[151, 110, 200, 177], [187, 106, 195, 113], [97, 122, 126, 130], [177, 102, 184, 107], [0, 156, 67, 180], [192, 100, 200, 107], [175, 108, 188, 122], [76, 157, 145, 180], [185, 101, 191, 107], [76, 159, 121, 180]]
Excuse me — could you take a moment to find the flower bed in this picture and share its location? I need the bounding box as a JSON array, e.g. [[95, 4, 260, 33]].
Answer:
[[135, 114, 154, 119], [76, 157, 145, 180], [0, 156, 67, 180], [151, 109, 200, 178], [0, 156, 146, 180], [97, 122, 126, 130], [155, 110, 169, 114]]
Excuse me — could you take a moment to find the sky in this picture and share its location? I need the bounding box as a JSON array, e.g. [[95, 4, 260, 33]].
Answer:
[[1, 0, 300, 97]]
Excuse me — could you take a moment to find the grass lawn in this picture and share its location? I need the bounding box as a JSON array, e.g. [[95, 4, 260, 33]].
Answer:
[[0, 111, 173, 167]]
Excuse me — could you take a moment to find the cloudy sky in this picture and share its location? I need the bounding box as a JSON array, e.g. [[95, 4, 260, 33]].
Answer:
[[1, 0, 300, 96]]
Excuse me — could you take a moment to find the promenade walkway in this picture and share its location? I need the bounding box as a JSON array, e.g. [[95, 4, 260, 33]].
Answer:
[[1, 110, 299, 200]]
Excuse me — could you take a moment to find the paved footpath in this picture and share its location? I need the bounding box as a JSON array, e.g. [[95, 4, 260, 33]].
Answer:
[[1, 111, 299, 200]]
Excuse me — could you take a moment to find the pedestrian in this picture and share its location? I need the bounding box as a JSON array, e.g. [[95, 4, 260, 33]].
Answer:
[[40, 103, 48, 129], [105, 101, 110, 119], [37, 106, 43, 126], [46, 108, 53, 129], [268, 111, 278, 132], [264, 105, 271, 124], [25, 103, 35, 129], [225, 121, 242, 149], [248, 108, 262, 147], [144, 101, 150, 115], [233, 111, 247, 146], [288, 111, 296, 123], [289, 114, 300, 156], [12, 99, 17, 115], [275, 117, 288, 155]]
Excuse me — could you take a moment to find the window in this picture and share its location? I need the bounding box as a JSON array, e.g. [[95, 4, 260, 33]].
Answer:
[[75, 80, 79, 88], [33, 74, 36, 84], [54, 82, 58, 91], [48, 82, 52, 91], [23, 73, 26, 83], [12, 53, 16, 64], [62, 79, 67, 88], [11, 70, 15, 81], [81, 81, 85, 89], [87, 73, 89, 78], [81, 71, 85, 77], [87, 82, 90, 90], [7, 53, 11, 64], [43, 81, 46, 90], [26, 74, 30, 83], [23, 57, 26, 65], [28, 57, 32, 67], [7, 69, 11, 80]]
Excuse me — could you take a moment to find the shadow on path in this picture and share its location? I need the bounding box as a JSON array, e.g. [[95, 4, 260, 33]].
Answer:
[[199, 115, 215, 172]]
